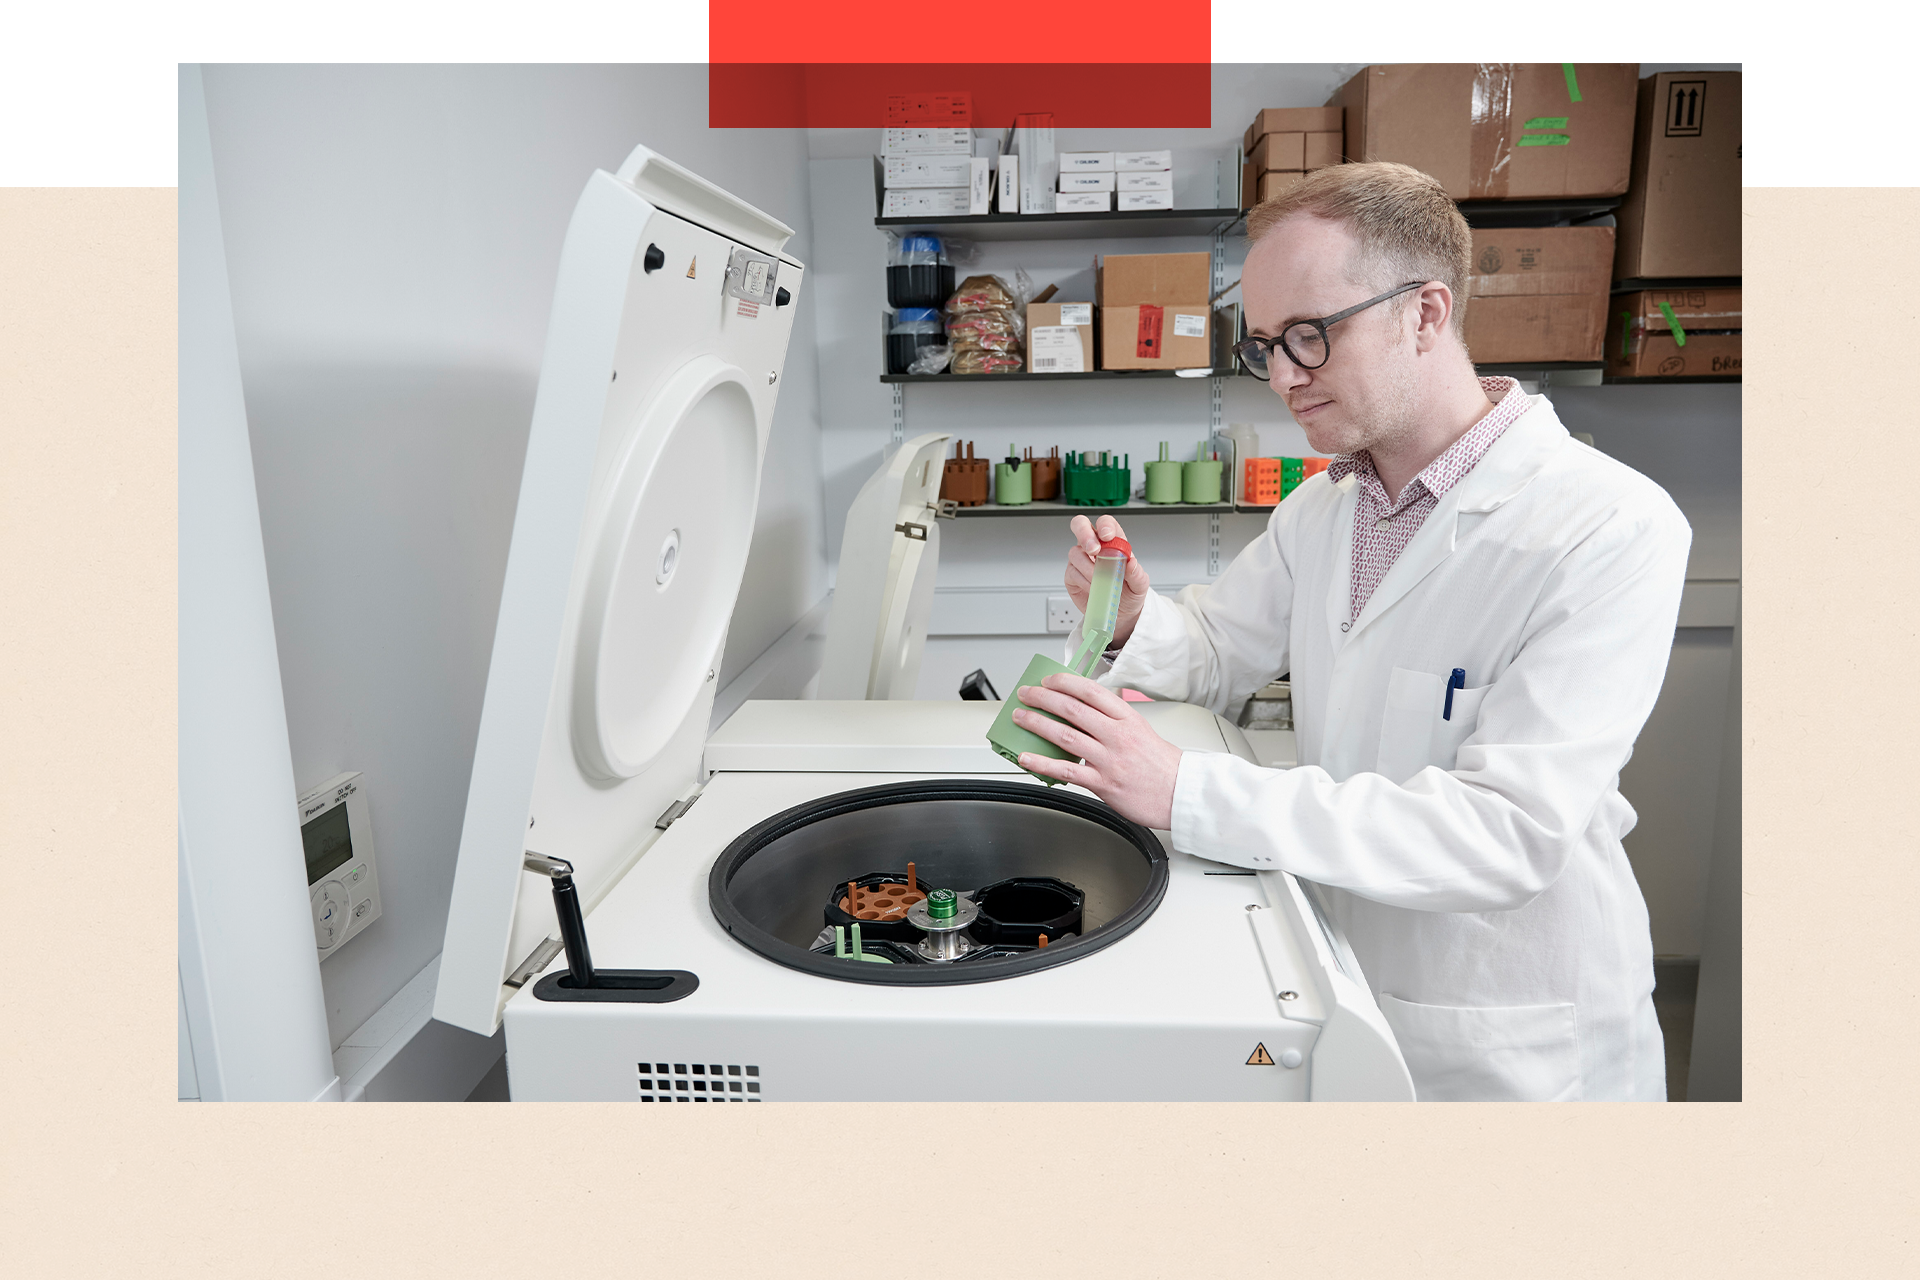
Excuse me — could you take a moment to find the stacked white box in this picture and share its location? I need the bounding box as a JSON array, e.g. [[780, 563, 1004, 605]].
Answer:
[[1118, 171, 1172, 191], [1061, 151, 1116, 172], [882, 128, 974, 156], [1116, 150, 1173, 172], [1059, 172, 1116, 193], [883, 188, 974, 217], [884, 155, 974, 188], [1116, 190, 1174, 211], [1055, 191, 1112, 213]]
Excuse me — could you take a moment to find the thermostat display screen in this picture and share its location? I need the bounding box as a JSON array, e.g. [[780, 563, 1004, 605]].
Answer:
[[303, 804, 354, 884]]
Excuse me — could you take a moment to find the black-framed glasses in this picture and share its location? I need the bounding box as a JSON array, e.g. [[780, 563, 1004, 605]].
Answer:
[[1233, 281, 1427, 379]]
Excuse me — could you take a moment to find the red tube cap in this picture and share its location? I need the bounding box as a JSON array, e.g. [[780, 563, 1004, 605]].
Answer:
[[1098, 536, 1132, 558]]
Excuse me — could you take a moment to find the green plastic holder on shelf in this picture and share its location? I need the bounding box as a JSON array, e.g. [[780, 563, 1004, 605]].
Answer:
[[994, 443, 1032, 505], [1144, 442, 1183, 504], [1183, 440, 1223, 504], [1062, 450, 1131, 506]]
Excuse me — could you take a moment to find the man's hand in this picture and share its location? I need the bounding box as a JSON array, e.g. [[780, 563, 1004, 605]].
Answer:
[[1012, 671, 1183, 830], [1066, 514, 1152, 648]]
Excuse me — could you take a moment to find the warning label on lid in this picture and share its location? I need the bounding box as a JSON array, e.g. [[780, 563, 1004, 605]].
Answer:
[[1246, 1043, 1275, 1066]]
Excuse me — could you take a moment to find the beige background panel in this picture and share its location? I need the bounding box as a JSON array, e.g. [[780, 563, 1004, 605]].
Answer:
[[4, 184, 1916, 1273]]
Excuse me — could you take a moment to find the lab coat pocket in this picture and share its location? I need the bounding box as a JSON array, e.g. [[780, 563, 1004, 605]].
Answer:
[[1434, 683, 1490, 770], [1376, 666, 1442, 784], [1376, 994, 1581, 1101]]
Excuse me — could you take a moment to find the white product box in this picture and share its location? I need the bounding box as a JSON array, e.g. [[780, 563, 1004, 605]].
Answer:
[[1055, 191, 1112, 213], [884, 155, 975, 188], [1017, 122, 1057, 215], [1058, 172, 1116, 193], [1060, 151, 1116, 172], [1118, 170, 1172, 192], [881, 128, 974, 156], [969, 157, 991, 215], [1117, 190, 1175, 211], [1116, 149, 1174, 172], [999, 155, 1019, 213], [882, 188, 974, 217]]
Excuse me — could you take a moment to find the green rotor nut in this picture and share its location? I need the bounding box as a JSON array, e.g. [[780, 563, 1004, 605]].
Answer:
[[927, 888, 957, 920]]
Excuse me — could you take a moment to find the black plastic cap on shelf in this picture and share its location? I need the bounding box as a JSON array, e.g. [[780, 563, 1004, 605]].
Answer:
[[643, 243, 665, 273]]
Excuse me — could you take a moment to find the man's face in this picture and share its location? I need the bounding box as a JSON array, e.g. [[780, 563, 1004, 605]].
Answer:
[[1241, 215, 1421, 458]]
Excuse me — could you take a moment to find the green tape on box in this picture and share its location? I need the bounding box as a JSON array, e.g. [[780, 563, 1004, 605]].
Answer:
[[1518, 134, 1570, 147], [1657, 301, 1687, 347], [1563, 63, 1582, 103], [1524, 116, 1570, 129]]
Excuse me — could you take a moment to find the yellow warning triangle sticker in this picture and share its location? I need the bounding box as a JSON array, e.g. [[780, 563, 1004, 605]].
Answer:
[[686, 257, 697, 278], [1246, 1043, 1275, 1066]]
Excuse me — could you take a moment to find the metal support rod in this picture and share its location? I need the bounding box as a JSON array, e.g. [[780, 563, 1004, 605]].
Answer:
[[525, 853, 594, 988], [890, 382, 905, 447]]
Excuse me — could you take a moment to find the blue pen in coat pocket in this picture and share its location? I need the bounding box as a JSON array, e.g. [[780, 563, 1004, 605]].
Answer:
[[1443, 667, 1466, 720]]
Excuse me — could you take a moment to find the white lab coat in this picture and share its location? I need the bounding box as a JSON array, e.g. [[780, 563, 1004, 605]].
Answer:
[[1092, 394, 1691, 1101]]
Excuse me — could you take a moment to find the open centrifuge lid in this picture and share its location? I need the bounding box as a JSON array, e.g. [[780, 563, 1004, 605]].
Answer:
[[434, 145, 802, 1035]]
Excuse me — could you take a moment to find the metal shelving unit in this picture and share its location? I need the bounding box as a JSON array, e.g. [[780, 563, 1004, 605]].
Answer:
[[951, 497, 1236, 519], [881, 368, 1231, 384], [875, 207, 1244, 242]]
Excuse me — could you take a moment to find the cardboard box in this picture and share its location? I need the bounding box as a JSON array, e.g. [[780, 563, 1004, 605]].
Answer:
[[1027, 302, 1095, 373], [1099, 305, 1211, 370], [882, 128, 973, 156], [1614, 72, 1742, 279], [1606, 287, 1741, 378], [1117, 150, 1173, 172], [1056, 191, 1112, 213], [1304, 132, 1343, 170], [1059, 172, 1117, 192], [884, 154, 974, 188], [1257, 170, 1307, 204], [1119, 171, 1172, 192], [1097, 252, 1211, 307], [1250, 132, 1305, 172], [882, 188, 973, 217], [1061, 151, 1116, 172], [1118, 190, 1174, 211], [1244, 106, 1344, 154], [1463, 225, 1614, 363], [1328, 64, 1638, 200]]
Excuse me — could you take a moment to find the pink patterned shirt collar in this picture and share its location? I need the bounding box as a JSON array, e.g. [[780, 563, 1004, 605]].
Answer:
[[1324, 377, 1532, 623]]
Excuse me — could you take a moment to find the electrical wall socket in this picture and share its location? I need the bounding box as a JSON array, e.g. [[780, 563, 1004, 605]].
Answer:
[[1046, 596, 1080, 634]]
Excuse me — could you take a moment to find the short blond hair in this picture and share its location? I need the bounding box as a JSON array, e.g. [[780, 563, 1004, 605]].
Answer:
[[1245, 162, 1473, 338]]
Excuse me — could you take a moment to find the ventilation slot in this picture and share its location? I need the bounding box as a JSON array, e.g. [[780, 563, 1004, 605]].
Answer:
[[637, 1060, 762, 1101]]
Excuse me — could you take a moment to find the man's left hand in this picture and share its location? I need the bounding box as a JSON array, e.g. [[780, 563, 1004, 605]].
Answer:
[[1012, 672, 1183, 830]]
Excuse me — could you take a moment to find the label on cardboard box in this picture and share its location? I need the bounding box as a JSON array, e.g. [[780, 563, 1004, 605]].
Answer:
[[1028, 326, 1087, 373], [1116, 150, 1173, 171], [1172, 313, 1207, 338], [1061, 151, 1116, 171], [1058, 303, 1092, 326], [1136, 305, 1164, 359]]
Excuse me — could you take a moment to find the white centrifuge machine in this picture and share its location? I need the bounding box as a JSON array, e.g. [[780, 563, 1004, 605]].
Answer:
[[431, 145, 1413, 1102]]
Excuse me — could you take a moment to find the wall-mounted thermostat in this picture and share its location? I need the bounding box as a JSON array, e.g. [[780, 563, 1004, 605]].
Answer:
[[298, 772, 382, 959]]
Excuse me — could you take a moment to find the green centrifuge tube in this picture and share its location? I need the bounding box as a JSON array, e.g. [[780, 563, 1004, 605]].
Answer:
[[1070, 539, 1130, 674]]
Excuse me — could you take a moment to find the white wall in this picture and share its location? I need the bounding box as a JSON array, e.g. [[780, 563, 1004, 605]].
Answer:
[[201, 65, 827, 1053], [804, 64, 1740, 957]]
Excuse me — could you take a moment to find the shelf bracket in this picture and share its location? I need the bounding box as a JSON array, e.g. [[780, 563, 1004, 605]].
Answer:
[[890, 382, 904, 447]]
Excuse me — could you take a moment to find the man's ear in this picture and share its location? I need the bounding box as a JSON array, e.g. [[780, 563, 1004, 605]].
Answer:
[[1412, 282, 1454, 353]]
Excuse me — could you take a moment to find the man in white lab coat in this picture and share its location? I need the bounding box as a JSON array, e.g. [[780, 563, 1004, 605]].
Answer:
[[1010, 162, 1692, 1101]]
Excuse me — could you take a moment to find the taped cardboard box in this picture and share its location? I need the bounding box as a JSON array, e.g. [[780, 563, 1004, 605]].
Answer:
[[1245, 106, 1344, 154], [1463, 225, 1613, 363], [1614, 71, 1742, 279], [1243, 162, 1308, 209], [1097, 252, 1211, 308], [1249, 132, 1305, 172], [1304, 132, 1343, 170], [1606, 287, 1741, 378], [1328, 64, 1637, 200], [1027, 302, 1094, 374], [1099, 305, 1210, 370]]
